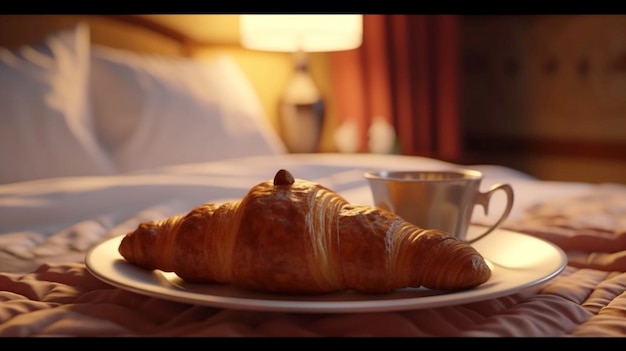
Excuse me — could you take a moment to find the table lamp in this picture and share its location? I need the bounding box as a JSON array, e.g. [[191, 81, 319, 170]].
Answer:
[[240, 14, 363, 153]]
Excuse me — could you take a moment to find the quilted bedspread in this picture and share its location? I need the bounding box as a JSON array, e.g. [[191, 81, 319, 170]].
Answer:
[[0, 154, 624, 337]]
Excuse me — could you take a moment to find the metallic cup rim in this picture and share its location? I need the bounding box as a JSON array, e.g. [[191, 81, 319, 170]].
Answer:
[[364, 169, 483, 182]]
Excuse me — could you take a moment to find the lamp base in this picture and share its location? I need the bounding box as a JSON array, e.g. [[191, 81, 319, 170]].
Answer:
[[279, 51, 324, 153], [279, 99, 324, 153]]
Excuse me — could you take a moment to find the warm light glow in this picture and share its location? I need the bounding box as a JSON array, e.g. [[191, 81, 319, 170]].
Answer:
[[240, 15, 363, 52]]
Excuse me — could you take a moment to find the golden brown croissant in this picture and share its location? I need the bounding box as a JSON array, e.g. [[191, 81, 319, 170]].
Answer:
[[118, 169, 491, 295]]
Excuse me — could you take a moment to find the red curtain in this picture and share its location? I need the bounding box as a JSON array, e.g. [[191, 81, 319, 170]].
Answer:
[[329, 14, 461, 162]]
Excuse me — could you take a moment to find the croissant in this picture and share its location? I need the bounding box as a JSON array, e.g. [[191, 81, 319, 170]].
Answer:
[[118, 169, 491, 295]]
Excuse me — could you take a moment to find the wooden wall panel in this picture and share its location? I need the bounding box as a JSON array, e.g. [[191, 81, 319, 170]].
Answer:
[[461, 15, 626, 183]]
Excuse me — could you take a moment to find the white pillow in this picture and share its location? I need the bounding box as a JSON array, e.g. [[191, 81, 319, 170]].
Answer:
[[90, 46, 287, 173], [0, 23, 117, 184]]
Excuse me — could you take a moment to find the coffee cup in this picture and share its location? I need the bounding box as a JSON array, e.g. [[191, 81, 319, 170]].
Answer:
[[364, 169, 514, 244]]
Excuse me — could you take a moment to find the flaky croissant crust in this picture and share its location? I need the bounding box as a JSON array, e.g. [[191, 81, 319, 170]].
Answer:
[[119, 169, 491, 295]]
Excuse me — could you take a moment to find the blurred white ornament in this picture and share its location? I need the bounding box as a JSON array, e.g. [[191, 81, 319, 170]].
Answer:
[[368, 116, 396, 154], [334, 119, 360, 153]]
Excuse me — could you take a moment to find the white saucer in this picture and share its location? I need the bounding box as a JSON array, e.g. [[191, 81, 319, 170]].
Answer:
[[85, 226, 567, 313]]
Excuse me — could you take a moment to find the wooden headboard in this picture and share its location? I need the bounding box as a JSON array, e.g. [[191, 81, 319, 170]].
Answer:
[[0, 15, 192, 56], [0, 14, 338, 151]]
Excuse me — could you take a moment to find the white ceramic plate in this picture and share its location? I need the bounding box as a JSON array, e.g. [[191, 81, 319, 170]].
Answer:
[[85, 226, 567, 313]]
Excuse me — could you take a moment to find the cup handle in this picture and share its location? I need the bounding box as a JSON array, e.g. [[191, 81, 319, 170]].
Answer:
[[467, 183, 514, 244]]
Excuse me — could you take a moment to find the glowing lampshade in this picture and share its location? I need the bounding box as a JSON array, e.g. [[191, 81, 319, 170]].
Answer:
[[240, 15, 362, 53]]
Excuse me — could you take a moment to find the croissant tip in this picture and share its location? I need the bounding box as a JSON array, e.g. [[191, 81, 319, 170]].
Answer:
[[274, 169, 295, 186]]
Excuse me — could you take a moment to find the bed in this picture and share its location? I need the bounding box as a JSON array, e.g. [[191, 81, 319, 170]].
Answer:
[[1, 15, 625, 337]]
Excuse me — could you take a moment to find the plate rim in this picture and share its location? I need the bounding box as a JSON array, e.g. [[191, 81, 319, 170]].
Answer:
[[85, 226, 567, 313]]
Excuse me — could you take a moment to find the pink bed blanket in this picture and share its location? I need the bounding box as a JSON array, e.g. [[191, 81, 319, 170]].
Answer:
[[1, 183, 625, 337]]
